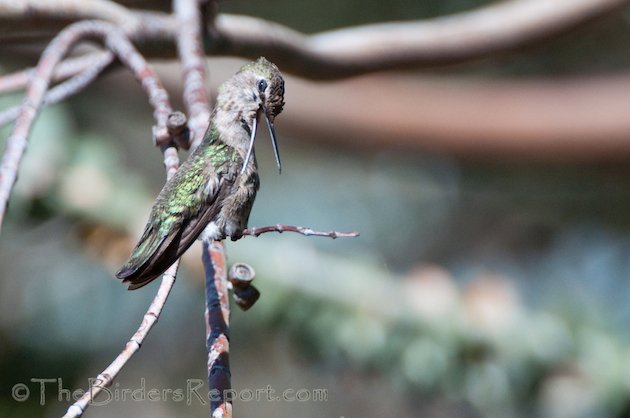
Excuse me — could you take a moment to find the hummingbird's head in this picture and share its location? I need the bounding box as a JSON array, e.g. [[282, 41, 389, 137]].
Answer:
[[239, 57, 285, 122], [234, 57, 285, 174]]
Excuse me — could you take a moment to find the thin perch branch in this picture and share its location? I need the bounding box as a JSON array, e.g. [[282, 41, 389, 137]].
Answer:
[[242, 224, 359, 239], [65, 124, 183, 418]]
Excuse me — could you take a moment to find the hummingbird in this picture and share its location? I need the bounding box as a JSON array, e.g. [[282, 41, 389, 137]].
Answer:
[[116, 57, 285, 290]]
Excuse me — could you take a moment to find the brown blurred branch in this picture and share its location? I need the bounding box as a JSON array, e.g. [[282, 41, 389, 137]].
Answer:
[[0, 0, 627, 79], [281, 73, 630, 161], [0, 0, 140, 29], [209, 0, 628, 79]]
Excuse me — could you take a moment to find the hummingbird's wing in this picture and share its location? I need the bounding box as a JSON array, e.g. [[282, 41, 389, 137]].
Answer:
[[116, 142, 240, 290]]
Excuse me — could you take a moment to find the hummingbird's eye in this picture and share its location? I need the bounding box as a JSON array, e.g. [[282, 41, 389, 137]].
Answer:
[[257, 79, 268, 93]]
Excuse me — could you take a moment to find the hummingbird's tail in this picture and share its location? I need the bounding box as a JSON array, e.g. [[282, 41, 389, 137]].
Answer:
[[116, 224, 180, 290]]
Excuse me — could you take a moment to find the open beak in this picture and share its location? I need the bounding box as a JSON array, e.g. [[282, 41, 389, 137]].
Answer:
[[240, 106, 282, 175]]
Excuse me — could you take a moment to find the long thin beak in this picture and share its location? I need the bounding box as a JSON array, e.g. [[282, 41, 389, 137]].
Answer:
[[265, 114, 282, 174], [240, 110, 258, 175]]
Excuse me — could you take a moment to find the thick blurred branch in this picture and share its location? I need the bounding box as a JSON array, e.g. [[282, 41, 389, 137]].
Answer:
[[0, 0, 627, 79], [281, 73, 630, 161], [0, 0, 140, 29], [209, 0, 628, 78]]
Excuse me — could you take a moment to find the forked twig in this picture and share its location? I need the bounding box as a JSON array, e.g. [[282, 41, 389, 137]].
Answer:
[[0, 51, 115, 127], [243, 224, 360, 239]]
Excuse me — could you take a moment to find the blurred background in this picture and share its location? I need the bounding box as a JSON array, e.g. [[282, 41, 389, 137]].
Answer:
[[3, 0, 630, 417]]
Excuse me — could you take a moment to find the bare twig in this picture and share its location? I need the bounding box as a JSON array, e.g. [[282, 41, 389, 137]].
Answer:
[[242, 224, 359, 239], [64, 131, 181, 412], [202, 240, 233, 417], [0, 51, 114, 127], [65, 137, 181, 418], [0, 0, 626, 79]]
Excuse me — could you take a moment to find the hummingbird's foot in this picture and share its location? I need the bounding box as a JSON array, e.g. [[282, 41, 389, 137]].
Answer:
[[229, 230, 244, 241]]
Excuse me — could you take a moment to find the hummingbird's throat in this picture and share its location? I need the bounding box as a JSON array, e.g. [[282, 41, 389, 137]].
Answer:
[[240, 108, 260, 175]]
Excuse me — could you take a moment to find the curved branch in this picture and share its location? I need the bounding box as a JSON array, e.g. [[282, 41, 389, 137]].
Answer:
[[0, 0, 141, 32], [209, 0, 627, 78], [0, 0, 627, 79]]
